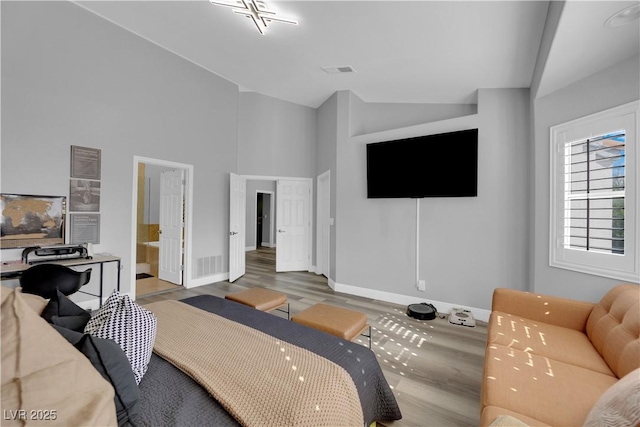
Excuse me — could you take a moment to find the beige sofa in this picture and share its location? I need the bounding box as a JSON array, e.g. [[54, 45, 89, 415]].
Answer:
[[480, 284, 640, 426]]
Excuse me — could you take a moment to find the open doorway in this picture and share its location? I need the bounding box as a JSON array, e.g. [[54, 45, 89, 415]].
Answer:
[[244, 180, 276, 254], [229, 175, 312, 281], [255, 191, 275, 250], [131, 157, 194, 299]]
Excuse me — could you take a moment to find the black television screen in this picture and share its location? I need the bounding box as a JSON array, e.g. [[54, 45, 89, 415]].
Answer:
[[367, 128, 478, 198]]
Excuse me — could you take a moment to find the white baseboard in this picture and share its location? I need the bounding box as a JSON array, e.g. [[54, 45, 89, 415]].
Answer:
[[187, 272, 229, 289], [245, 246, 256, 252], [329, 280, 490, 323], [75, 291, 135, 311], [262, 242, 276, 248], [72, 298, 101, 311]]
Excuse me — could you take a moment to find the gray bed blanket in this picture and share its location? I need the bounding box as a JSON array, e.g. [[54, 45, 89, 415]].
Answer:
[[137, 295, 401, 426]]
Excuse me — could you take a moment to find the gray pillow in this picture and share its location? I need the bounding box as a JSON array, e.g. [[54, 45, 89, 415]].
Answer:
[[41, 289, 91, 332], [52, 325, 140, 427]]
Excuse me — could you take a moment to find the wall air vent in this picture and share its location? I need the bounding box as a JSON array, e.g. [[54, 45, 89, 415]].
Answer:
[[322, 65, 357, 74], [196, 255, 223, 277]]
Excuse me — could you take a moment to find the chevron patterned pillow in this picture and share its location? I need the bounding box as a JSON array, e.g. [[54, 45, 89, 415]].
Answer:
[[85, 291, 157, 384]]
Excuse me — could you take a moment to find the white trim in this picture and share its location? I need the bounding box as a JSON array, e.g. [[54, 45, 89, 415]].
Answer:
[[188, 272, 229, 289], [330, 280, 491, 323], [242, 175, 313, 274], [549, 101, 640, 283], [73, 291, 135, 311], [74, 298, 102, 311], [316, 170, 331, 279], [245, 246, 256, 252], [131, 156, 194, 300], [275, 178, 313, 272]]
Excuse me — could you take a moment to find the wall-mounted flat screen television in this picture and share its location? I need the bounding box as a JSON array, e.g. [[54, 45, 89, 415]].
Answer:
[[0, 194, 66, 249], [367, 128, 478, 198]]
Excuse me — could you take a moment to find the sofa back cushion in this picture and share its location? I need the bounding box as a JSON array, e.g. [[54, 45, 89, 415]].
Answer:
[[586, 284, 640, 378]]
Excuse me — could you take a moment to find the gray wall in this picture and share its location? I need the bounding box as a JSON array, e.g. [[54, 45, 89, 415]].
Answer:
[[332, 90, 530, 311], [2, 3, 322, 294], [1, 1, 238, 293], [532, 55, 640, 301], [238, 92, 317, 178], [316, 93, 339, 280], [237, 91, 318, 262], [350, 96, 478, 136], [4, 1, 635, 311]]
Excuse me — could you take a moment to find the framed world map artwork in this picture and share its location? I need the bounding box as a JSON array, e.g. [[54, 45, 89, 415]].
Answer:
[[0, 194, 66, 249]]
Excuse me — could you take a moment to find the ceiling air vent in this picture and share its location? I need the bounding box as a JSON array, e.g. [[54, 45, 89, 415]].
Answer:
[[322, 65, 356, 74]]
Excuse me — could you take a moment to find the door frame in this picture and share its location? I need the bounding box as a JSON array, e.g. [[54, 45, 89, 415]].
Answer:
[[131, 156, 194, 298], [242, 175, 313, 273], [255, 190, 275, 249], [276, 179, 312, 272], [229, 173, 246, 282], [316, 170, 330, 277]]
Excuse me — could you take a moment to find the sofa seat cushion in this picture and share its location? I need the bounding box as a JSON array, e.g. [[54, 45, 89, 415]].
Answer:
[[483, 344, 617, 426], [481, 406, 551, 427], [488, 311, 614, 376]]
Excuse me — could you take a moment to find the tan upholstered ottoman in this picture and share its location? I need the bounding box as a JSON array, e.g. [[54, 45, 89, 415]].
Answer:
[[225, 288, 289, 319], [291, 303, 371, 347]]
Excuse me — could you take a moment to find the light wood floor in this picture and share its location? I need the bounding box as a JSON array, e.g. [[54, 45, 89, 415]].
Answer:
[[136, 276, 181, 298], [137, 247, 488, 426]]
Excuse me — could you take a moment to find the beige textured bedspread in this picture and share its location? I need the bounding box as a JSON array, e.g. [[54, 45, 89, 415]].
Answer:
[[146, 300, 364, 427]]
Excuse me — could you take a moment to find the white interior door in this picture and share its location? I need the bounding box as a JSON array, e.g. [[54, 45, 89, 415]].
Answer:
[[229, 173, 246, 282], [276, 179, 310, 272], [159, 169, 184, 285]]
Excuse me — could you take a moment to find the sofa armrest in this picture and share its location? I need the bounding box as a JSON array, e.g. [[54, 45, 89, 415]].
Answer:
[[492, 288, 595, 331]]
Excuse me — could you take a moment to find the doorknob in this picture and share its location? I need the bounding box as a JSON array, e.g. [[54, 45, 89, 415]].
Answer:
[[278, 229, 285, 233], [229, 231, 238, 236]]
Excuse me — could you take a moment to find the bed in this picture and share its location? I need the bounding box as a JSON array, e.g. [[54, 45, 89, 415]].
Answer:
[[1, 287, 402, 427], [138, 295, 402, 426]]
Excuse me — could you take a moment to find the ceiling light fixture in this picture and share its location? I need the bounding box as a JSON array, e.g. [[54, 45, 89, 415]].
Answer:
[[604, 3, 640, 28], [209, 0, 298, 35]]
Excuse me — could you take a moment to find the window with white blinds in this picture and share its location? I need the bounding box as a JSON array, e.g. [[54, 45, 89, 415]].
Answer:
[[564, 131, 625, 255], [550, 101, 639, 283]]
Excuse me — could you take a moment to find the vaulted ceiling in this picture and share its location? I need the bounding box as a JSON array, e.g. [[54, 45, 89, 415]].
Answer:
[[75, 1, 639, 108]]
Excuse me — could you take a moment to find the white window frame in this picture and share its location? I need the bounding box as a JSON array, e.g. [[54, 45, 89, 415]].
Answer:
[[550, 101, 639, 283]]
